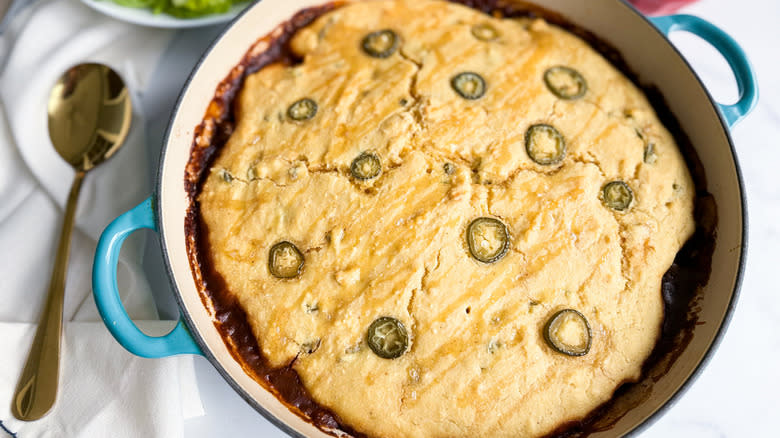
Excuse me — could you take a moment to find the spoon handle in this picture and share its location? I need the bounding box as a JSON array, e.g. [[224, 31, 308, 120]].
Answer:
[[12, 171, 85, 421]]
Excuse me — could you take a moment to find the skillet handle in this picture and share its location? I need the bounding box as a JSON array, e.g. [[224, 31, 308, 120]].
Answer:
[[92, 196, 202, 358], [649, 14, 758, 127]]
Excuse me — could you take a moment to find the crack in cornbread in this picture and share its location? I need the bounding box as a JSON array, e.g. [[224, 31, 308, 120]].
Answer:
[[196, 1, 695, 436]]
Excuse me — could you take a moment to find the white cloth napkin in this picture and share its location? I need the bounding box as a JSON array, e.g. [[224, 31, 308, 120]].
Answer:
[[0, 0, 204, 436]]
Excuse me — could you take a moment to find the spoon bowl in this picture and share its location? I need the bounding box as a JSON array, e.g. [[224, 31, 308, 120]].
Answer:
[[12, 63, 132, 421], [47, 64, 131, 171]]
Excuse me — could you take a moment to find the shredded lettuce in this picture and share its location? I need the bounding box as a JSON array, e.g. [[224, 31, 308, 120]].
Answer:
[[107, 0, 242, 18]]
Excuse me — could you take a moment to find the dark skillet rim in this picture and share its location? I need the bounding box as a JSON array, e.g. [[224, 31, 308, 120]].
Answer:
[[153, 1, 747, 437]]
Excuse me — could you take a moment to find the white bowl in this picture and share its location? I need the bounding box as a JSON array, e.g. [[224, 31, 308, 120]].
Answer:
[[79, 0, 250, 28]]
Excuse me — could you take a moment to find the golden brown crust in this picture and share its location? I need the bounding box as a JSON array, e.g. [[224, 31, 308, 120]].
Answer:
[[194, 1, 697, 437]]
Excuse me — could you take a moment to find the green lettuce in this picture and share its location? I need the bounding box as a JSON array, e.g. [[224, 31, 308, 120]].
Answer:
[[108, 0, 242, 18]]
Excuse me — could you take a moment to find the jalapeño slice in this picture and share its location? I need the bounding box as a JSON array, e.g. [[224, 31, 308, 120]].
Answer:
[[361, 29, 399, 58], [350, 152, 382, 180], [451, 72, 486, 100], [467, 217, 509, 264], [544, 66, 587, 100], [471, 23, 499, 41], [525, 124, 565, 165], [287, 98, 318, 121], [268, 241, 304, 279], [602, 181, 633, 211], [367, 317, 409, 359], [544, 309, 592, 356]]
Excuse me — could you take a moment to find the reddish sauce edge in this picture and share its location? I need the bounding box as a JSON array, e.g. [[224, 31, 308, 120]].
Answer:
[[183, 1, 717, 437]]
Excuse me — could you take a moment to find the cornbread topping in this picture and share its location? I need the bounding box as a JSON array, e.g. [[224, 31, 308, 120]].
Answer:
[[187, 1, 707, 436]]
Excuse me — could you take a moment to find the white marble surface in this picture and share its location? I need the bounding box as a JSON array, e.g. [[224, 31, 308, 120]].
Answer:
[[137, 0, 780, 436]]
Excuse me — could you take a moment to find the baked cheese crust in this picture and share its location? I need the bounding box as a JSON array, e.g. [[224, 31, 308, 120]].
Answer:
[[198, 1, 695, 436]]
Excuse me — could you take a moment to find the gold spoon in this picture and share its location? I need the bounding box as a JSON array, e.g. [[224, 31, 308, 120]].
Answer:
[[11, 63, 132, 421]]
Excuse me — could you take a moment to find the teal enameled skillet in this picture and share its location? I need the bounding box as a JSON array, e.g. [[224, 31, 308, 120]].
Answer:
[[92, 1, 757, 436]]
